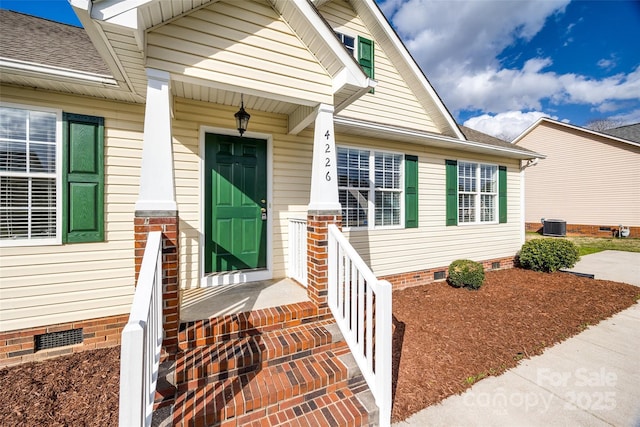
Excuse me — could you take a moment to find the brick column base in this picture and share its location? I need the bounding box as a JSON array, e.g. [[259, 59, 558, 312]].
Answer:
[[306, 211, 342, 316], [134, 211, 180, 358]]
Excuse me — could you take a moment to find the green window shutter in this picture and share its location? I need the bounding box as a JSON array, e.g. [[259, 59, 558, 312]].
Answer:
[[358, 36, 374, 92], [62, 113, 105, 243], [404, 155, 418, 228], [445, 159, 458, 226], [498, 165, 507, 223]]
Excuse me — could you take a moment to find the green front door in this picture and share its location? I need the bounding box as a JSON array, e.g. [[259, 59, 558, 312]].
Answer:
[[204, 133, 267, 274]]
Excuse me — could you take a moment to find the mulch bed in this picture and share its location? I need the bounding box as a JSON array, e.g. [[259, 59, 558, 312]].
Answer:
[[0, 269, 637, 425], [0, 346, 120, 426], [391, 268, 639, 422]]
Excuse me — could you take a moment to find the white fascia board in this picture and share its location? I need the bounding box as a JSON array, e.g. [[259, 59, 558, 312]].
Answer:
[[70, 1, 138, 95], [357, 0, 465, 140], [511, 117, 545, 145], [332, 68, 376, 95], [334, 116, 544, 160], [0, 58, 119, 87], [89, 0, 155, 23], [282, 0, 369, 90]]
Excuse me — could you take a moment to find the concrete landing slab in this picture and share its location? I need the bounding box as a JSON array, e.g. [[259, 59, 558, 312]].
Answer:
[[180, 278, 309, 321], [566, 250, 640, 286]]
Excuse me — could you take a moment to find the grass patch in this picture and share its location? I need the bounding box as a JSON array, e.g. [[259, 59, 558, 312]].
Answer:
[[526, 233, 640, 256]]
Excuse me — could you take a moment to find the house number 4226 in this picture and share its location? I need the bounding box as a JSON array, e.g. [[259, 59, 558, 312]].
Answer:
[[324, 130, 332, 181]]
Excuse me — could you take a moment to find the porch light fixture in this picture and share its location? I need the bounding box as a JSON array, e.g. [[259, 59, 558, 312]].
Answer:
[[234, 95, 250, 136]]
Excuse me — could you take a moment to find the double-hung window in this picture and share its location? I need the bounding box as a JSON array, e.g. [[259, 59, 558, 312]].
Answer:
[[446, 159, 507, 226], [457, 162, 497, 223], [337, 147, 407, 229], [1, 104, 104, 246], [0, 105, 60, 244]]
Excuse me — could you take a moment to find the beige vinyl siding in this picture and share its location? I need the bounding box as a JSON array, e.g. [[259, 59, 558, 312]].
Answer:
[[173, 97, 522, 288], [171, 98, 313, 289], [335, 135, 523, 277], [0, 85, 144, 332], [319, 1, 440, 133], [518, 122, 640, 226], [146, 0, 333, 106]]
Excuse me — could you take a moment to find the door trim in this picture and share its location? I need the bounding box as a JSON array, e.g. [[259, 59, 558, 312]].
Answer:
[[199, 126, 273, 287]]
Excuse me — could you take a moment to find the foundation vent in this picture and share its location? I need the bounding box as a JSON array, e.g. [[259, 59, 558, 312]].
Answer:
[[434, 270, 446, 280], [35, 328, 83, 351]]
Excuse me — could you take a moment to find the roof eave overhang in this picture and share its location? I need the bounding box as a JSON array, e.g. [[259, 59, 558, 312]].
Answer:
[[334, 116, 544, 160], [0, 57, 119, 88]]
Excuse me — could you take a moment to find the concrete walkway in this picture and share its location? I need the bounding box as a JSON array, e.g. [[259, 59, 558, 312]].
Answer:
[[395, 251, 640, 427]]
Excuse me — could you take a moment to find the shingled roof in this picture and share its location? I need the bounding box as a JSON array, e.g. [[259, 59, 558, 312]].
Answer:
[[601, 123, 640, 144], [0, 9, 111, 76], [458, 125, 541, 156]]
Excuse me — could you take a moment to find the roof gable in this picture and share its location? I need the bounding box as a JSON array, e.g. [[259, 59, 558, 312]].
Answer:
[[338, 0, 464, 139], [513, 118, 640, 149]]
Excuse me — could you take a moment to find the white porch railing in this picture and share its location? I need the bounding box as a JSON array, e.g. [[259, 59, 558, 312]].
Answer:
[[119, 231, 163, 427], [327, 224, 392, 427], [288, 218, 308, 287]]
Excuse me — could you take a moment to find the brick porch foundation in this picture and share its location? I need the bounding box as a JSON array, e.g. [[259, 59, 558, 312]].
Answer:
[[0, 314, 129, 368], [382, 256, 517, 291], [306, 211, 342, 316]]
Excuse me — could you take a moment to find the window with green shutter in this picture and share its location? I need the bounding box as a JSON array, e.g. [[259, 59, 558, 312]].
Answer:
[[337, 147, 416, 229], [445, 159, 507, 226], [62, 113, 104, 243], [405, 155, 418, 228]]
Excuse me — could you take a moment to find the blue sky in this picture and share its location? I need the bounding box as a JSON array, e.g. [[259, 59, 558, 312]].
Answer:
[[3, 0, 639, 140]]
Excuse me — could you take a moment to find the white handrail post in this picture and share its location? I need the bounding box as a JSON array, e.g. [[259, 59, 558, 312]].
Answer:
[[119, 231, 163, 427], [376, 279, 393, 427], [119, 324, 145, 425]]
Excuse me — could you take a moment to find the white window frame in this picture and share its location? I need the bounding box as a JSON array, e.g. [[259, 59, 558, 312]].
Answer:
[[337, 145, 404, 230], [0, 102, 63, 247], [458, 161, 498, 225], [335, 31, 356, 57]]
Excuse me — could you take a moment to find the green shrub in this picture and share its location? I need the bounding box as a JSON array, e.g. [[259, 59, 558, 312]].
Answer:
[[518, 238, 580, 272], [448, 259, 485, 290]]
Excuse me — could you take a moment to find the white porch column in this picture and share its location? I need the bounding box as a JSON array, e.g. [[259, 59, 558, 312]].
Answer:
[[135, 68, 177, 212], [308, 104, 340, 211]]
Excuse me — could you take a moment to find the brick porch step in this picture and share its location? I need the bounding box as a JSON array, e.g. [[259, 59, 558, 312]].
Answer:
[[178, 302, 322, 349], [176, 319, 346, 384], [160, 302, 377, 426]]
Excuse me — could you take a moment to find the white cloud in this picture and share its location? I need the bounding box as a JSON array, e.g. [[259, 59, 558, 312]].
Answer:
[[597, 55, 617, 71], [463, 111, 557, 141], [610, 108, 640, 124], [381, 0, 640, 137]]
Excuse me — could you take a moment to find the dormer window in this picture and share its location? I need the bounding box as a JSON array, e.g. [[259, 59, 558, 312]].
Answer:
[[335, 32, 355, 56], [335, 32, 375, 91]]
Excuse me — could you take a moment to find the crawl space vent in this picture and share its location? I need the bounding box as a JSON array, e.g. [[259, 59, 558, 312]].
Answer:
[[434, 270, 446, 280], [35, 328, 83, 351]]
